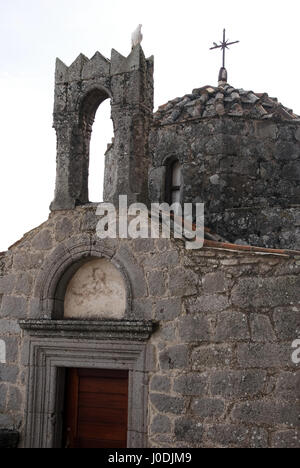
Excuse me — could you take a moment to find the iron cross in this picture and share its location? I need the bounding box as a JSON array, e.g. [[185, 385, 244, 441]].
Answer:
[[210, 29, 239, 68]]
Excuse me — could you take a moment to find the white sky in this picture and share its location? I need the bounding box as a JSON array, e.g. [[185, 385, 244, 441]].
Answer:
[[0, 0, 300, 251]]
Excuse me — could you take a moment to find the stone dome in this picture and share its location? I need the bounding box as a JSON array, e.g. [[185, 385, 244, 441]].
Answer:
[[149, 80, 300, 250], [154, 83, 300, 125]]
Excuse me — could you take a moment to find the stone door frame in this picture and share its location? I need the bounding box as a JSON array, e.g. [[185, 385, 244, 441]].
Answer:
[[20, 320, 155, 448]]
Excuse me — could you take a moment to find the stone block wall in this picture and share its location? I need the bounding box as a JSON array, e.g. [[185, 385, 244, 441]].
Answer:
[[147, 248, 300, 448], [149, 118, 300, 249], [0, 206, 299, 447], [51, 46, 154, 211]]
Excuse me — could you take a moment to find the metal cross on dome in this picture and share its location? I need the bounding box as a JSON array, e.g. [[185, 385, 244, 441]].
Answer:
[[210, 29, 239, 69]]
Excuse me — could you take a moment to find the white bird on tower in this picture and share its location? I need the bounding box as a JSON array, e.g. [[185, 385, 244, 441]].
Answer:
[[131, 24, 143, 48]]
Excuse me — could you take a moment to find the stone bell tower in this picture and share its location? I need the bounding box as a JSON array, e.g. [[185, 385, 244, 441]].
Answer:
[[50, 45, 154, 211]]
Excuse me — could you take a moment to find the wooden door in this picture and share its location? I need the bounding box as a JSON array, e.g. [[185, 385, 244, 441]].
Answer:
[[63, 369, 129, 448]]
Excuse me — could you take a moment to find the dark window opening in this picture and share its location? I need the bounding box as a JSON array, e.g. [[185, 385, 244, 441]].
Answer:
[[166, 160, 182, 204]]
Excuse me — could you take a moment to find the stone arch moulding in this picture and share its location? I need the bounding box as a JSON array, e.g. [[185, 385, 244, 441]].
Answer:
[[77, 85, 114, 205], [32, 236, 132, 320], [75, 85, 114, 206], [77, 84, 113, 115], [162, 153, 182, 167], [22, 235, 156, 448]]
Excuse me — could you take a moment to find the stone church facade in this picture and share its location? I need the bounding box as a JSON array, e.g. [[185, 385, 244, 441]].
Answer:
[[0, 44, 299, 448]]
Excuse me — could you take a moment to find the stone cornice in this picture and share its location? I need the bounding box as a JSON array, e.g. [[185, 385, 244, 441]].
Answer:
[[19, 319, 156, 341]]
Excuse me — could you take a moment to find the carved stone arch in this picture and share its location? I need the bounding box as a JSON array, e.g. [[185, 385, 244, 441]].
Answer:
[[72, 85, 114, 204], [77, 84, 113, 120], [51, 46, 154, 211], [24, 235, 153, 449], [34, 236, 132, 320]]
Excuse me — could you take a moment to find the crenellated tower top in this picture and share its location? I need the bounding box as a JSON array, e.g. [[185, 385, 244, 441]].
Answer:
[[51, 45, 154, 211]]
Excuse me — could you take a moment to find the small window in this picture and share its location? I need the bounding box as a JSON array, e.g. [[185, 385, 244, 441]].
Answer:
[[166, 160, 182, 204], [171, 161, 182, 204]]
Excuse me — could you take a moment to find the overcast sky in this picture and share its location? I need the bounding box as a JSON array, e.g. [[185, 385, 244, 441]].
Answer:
[[0, 0, 299, 251]]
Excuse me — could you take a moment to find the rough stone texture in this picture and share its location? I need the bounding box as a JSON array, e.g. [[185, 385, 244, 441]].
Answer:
[[173, 373, 207, 396], [0, 296, 27, 319], [232, 401, 299, 427], [214, 311, 249, 342], [55, 217, 73, 242], [271, 430, 300, 449], [0, 45, 299, 449], [237, 343, 294, 368], [232, 276, 300, 309], [168, 268, 198, 297], [178, 315, 210, 342], [31, 230, 53, 251], [0, 365, 19, 384], [0, 384, 7, 411], [159, 345, 189, 370], [155, 298, 181, 321], [51, 45, 154, 210], [202, 271, 228, 294], [210, 370, 267, 399], [192, 344, 235, 369], [154, 84, 299, 124], [250, 314, 277, 342], [187, 295, 229, 314], [275, 372, 300, 400], [147, 271, 166, 297], [0, 218, 299, 448], [7, 387, 22, 412], [191, 397, 225, 419], [150, 394, 185, 415], [273, 307, 300, 340], [206, 425, 268, 448], [150, 375, 171, 393], [150, 93, 300, 249], [150, 414, 171, 434], [174, 418, 204, 445]]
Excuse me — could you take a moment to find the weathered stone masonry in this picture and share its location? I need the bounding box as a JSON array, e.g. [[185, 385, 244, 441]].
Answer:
[[0, 206, 299, 447], [0, 43, 299, 448], [150, 88, 300, 250], [51, 46, 153, 210]]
